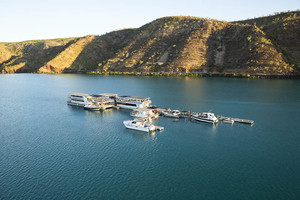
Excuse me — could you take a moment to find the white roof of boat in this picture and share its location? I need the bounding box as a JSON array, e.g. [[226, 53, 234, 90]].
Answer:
[[120, 96, 150, 100], [133, 117, 148, 122], [133, 108, 151, 111], [70, 93, 91, 97], [99, 93, 118, 96]]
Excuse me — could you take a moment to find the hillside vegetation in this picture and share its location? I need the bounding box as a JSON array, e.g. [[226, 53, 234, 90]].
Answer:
[[1, 11, 299, 76]]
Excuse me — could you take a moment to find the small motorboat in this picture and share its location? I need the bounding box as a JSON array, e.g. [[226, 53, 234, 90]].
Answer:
[[162, 109, 181, 118], [191, 112, 218, 124], [123, 119, 156, 132]]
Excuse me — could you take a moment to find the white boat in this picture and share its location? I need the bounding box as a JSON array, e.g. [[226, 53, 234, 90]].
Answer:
[[67, 93, 93, 107], [130, 108, 159, 119], [191, 112, 218, 124], [123, 119, 156, 132], [162, 109, 181, 118], [117, 96, 151, 109]]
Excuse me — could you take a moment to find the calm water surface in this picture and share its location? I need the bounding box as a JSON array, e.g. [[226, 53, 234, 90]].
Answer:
[[0, 74, 299, 199]]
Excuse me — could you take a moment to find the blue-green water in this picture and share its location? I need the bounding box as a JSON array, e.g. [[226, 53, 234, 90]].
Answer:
[[0, 74, 299, 199]]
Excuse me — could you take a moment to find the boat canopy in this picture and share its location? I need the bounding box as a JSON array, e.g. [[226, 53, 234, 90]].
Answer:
[[70, 93, 91, 97], [99, 93, 118, 98], [120, 96, 150, 100]]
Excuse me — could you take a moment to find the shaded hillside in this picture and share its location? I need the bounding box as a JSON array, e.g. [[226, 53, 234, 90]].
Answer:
[[0, 38, 78, 73], [38, 29, 135, 73], [235, 10, 299, 27], [236, 10, 300, 73], [1, 11, 299, 75]]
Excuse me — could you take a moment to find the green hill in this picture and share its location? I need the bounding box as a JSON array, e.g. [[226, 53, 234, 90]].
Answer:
[[1, 11, 299, 76]]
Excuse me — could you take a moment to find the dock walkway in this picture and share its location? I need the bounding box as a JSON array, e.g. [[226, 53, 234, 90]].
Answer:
[[217, 116, 254, 125], [152, 107, 255, 125]]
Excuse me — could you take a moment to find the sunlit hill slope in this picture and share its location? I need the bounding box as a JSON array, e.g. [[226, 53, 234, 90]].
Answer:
[[0, 11, 299, 76]]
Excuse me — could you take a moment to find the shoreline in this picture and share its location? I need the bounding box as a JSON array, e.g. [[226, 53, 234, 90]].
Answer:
[[82, 71, 300, 79], [2, 71, 300, 79]]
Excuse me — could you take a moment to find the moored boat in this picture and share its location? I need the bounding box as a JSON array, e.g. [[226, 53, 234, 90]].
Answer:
[[117, 96, 152, 109], [191, 112, 218, 124], [162, 109, 181, 118], [67, 93, 93, 107], [123, 119, 156, 132], [91, 94, 116, 110]]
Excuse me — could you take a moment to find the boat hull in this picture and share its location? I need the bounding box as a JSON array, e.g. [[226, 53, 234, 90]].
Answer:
[[117, 101, 148, 110], [162, 112, 180, 118], [191, 115, 218, 124], [67, 101, 86, 107], [84, 107, 100, 111], [117, 104, 139, 109]]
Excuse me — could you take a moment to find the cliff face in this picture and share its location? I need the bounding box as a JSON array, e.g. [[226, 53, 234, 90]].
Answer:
[[0, 11, 299, 75]]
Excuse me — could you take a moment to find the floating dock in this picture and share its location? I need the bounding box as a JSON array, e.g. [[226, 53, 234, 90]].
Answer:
[[68, 92, 255, 131], [217, 116, 254, 125], [153, 108, 254, 125]]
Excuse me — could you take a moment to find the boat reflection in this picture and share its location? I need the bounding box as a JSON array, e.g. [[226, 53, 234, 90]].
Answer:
[[124, 128, 158, 141]]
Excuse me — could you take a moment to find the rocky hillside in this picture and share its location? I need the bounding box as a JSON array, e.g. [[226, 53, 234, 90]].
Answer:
[[0, 11, 299, 75]]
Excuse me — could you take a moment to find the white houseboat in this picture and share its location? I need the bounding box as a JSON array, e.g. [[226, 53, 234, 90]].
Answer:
[[67, 93, 93, 107], [117, 96, 151, 109], [87, 93, 117, 110], [191, 112, 218, 124]]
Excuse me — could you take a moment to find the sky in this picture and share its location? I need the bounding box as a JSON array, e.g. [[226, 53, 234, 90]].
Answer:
[[0, 0, 299, 42]]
